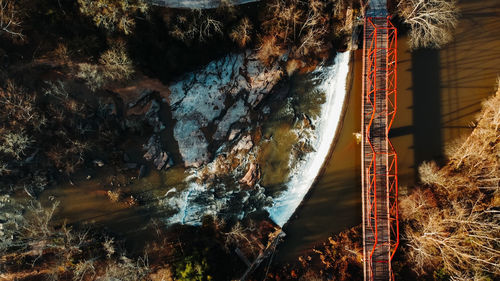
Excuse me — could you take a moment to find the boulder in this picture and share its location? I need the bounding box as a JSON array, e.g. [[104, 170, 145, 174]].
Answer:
[[143, 135, 173, 170], [239, 162, 260, 187], [128, 89, 155, 108], [231, 135, 253, 153], [228, 128, 241, 141]]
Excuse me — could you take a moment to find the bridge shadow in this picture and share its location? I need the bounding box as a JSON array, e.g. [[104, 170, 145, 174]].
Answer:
[[410, 48, 444, 169], [392, 0, 500, 185]]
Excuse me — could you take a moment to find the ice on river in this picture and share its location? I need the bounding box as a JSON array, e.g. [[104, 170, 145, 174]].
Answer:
[[266, 51, 351, 226]]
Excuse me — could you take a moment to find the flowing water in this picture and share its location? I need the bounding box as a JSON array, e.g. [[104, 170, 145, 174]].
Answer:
[[267, 52, 351, 226]]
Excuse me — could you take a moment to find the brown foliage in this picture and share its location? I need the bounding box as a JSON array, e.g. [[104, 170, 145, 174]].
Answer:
[[77, 0, 148, 34], [169, 10, 223, 44], [269, 227, 363, 281], [256, 35, 285, 66], [401, 85, 500, 280], [0, 0, 23, 39], [230, 17, 253, 47], [260, 0, 331, 61], [76, 41, 134, 91]]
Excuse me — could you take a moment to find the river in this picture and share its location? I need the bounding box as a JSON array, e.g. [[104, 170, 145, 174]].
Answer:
[[276, 0, 500, 261], [37, 0, 500, 264]]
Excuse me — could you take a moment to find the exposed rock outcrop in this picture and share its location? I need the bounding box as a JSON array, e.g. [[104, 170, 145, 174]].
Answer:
[[168, 51, 283, 167], [145, 99, 164, 133], [126, 89, 165, 133], [213, 98, 248, 141], [198, 134, 254, 183]]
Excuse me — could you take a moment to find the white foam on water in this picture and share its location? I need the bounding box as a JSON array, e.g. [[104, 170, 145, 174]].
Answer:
[[266, 51, 351, 226]]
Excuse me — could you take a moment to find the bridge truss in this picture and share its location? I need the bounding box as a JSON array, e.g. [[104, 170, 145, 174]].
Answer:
[[361, 17, 399, 281]]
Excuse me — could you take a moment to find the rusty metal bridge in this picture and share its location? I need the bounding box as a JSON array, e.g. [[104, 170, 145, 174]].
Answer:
[[361, 1, 399, 280]]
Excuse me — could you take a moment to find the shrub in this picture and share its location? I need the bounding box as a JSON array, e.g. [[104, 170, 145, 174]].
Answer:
[[0, 131, 33, 160], [261, 0, 330, 59], [76, 63, 105, 91], [99, 42, 134, 80], [230, 17, 253, 47], [169, 10, 223, 44], [398, 0, 459, 49], [0, 0, 23, 39], [174, 251, 213, 281], [77, 42, 134, 91], [77, 0, 148, 34]]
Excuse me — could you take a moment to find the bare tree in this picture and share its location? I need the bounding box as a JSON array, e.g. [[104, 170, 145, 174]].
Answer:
[[230, 17, 253, 47], [261, 0, 330, 59], [0, 0, 23, 39], [403, 193, 500, 278], [398, 0, 459, 49], [77, 0, 148, 34], [99, 41, 134, 80], [170, 10, 223, 43]]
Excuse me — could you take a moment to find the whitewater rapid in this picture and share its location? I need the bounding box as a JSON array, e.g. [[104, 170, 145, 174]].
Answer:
[[266, 51, 351, 226]]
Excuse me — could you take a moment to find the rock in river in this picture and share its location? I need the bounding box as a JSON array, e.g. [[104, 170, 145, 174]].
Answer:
[[143, 135, 173, 170]]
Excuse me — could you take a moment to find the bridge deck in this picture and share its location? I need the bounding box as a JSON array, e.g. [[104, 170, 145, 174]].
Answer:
[[361, 16, 398, 281]]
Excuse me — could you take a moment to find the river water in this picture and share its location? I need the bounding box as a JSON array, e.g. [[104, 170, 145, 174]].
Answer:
[[277, 0, 500, 261]]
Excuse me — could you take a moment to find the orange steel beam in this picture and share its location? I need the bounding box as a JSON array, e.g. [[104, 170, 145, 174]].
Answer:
[[361, 16, 399, 281]]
